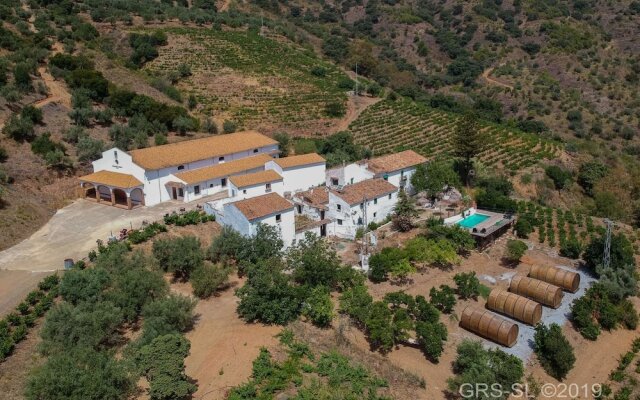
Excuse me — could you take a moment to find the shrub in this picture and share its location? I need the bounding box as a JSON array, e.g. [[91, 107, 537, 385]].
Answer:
[[559, 239, 582, 259], [339, 284, 373, 325], [21, 105, 43, 124], [190, 263, 231, 299], [325, 101, 346, 117], [514, 216, 534, 239], [152, 236, 204, 280], [453, 272, 480, 300], [136, 334, 196, 400], [415, 321, 447, 362], [448, 340, 524, 399], [368, 247, 402, 282], [207, 225, 248, 265], [504, 239, 527, 265], [577, 161, 608, 197], [222, 120, 237, 133], [424, 224, 475, 254], [76, 136, 104, 162], [235, 259, 303, 325], [288, 232, 344, 289], [0, 146, 7, 163], [301, 286, 334, 327], [583, 233, 634, 274], [533, 323, 576, 380], [545, 165, 572, 190], [66, 69, 109, 100], [139, 294, 196, 346], [365, 301, 394, 353], [429, 285, 456, 314], [2, 114, 35, 142]]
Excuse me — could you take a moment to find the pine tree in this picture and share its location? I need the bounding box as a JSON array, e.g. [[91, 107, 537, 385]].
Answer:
[[453, 113, 484, 186]]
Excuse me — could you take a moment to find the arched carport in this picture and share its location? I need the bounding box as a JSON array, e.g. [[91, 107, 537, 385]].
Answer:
[[79, 170, 145, 210]]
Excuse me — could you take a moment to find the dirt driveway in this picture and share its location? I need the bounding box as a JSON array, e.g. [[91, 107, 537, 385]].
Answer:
[[0, 199, 201, 316]]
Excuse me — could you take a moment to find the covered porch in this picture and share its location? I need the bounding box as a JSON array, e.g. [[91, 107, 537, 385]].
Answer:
[[79, 170, 145, 210]]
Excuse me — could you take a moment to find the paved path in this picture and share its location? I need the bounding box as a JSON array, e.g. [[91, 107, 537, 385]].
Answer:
[[0, 199, 193, 272]]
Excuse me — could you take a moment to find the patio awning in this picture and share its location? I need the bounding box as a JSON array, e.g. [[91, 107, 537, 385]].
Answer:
[[79, 170, 143, 189]]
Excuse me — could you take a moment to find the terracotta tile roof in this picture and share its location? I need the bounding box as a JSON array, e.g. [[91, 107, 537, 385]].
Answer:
[[331, 178, 397, 205], [128, 131, 277, 170], [294, 187, 329, 206], [174, 154, 272, 185], [366, 150, 427, 174], [274, 153, 325, 169], [229, 170, 282, 188], [230, 193, 294, 221], [79, 170, 143, 189]]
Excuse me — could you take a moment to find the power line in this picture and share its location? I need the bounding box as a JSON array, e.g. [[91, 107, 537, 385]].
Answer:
[[603, 218, 613, 269]]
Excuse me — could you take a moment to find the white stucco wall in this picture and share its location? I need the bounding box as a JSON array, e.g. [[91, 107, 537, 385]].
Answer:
[[380, 167, 418, 194], [228, 179, 285, 200], [221, 204, 295, 248], [91, 144, 278, 206], [266, 162, 326, 194], [326, 190, 398, 239], [326, 163, 373, 187]]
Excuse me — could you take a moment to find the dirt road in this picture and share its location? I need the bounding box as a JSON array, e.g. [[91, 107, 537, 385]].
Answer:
[[481, 66, 514, 90], [0, 199, 204, 317]]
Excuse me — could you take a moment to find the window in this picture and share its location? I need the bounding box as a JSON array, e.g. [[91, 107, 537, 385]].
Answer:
[[265, 183, 271, 192], [232, 190, 236, 197], [337, 219, 343, 225], [194, 185, 200, 195], [331, 178, 339, 186], [113, 150, 119, 164], [373, 212, 377, 218], [359, 203, 364, 209], [297, 205, 302, 214], [374, 198, 378, 205], [253, 149, 259, 153], [337, 204, 341, 211], [219, 156, 225, 162], [357, 217, 363, 225], [209, 183, 214, 188], [388, 193, 392, 200], [275, 214, 281, 222], [221, 178, 227, 187], [350, 178, 354, 184], [177, 165, 185, 170], [243, 189, 247, 194]]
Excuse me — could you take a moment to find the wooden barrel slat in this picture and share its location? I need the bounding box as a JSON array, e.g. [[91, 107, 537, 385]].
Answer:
[[509, 275, 563, 308], [486, 289, 543, 325], [529, 265, 580, 293], [459, 306, 519, 347]]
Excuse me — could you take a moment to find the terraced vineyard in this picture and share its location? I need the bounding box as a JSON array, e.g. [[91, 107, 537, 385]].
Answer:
[[143, 27, 350, 131], [349, 99, 562, 171]]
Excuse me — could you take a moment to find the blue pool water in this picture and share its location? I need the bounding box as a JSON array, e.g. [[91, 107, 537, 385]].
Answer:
[[457, 213, 490, 228]]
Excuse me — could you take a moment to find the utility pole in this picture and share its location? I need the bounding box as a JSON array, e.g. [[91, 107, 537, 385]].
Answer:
[[354, 63, 359, 96], [603, 218, 613, 269], [360, 196, 369, 271]]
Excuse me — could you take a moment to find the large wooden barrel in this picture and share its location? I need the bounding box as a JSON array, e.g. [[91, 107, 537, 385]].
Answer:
[[529, 265, 580, 293], [509, 275, 563, 308], [486, 289, 542, 325], [460, 306, 519, 347]]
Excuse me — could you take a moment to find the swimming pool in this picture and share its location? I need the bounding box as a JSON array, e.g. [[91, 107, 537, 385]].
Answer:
[[457, 213, 490, 228]]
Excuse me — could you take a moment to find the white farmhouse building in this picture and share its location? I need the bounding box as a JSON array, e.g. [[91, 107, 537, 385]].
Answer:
[[327, 178, 399, 239], [220, 192, 295, 247], [228, 169, 284, 200], [79, 131, 279, 208], [325, 162, 374, 188], [365, 150, 428, 194], [265, 153, 326, 194]]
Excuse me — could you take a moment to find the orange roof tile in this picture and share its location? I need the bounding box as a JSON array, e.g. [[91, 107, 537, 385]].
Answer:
[[229, 170, 282, 188], [367, 150, 427, 174], [231, 193, 294, 221], [274, 153, 325, 169], [79, 170, 143, 189], [174, 154, 272, 185], [128, 131, 277, 170], [294, 187, 329, 206], [331, 178, 397, 205]]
